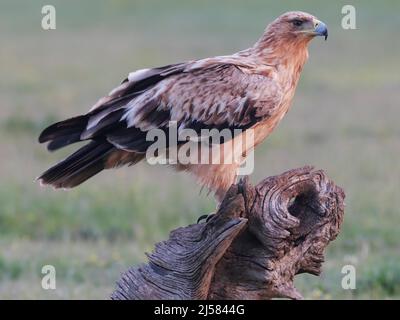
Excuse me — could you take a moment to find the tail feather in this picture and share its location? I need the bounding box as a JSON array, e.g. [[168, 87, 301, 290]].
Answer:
[[38, 115, 88, 151], [37, 140, 114, 189], [37, 103, 143, 188], [46, 133, 83, 151]]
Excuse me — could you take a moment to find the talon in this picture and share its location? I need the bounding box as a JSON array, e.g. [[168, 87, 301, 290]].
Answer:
[[196, 213, 216, 223], [206, 213, 216, 222], [197, 214, 209, 223]]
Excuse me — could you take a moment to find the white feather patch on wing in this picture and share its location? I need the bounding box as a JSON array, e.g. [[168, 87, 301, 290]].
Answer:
[[127, 68, 151, 82], [90, 69, 151, 113]]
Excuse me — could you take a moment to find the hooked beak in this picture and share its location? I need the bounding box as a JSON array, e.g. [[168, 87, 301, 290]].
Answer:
[[313, 20, 328, 40]]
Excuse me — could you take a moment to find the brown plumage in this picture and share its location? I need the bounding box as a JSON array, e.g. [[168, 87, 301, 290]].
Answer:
[[38, 11, 328, 201]]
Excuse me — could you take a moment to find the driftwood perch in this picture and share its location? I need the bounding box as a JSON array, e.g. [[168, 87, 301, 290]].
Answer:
[[111, 166, 345, 300]]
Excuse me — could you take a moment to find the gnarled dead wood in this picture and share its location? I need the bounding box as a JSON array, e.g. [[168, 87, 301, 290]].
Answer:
[[111, 166, 345, 300]]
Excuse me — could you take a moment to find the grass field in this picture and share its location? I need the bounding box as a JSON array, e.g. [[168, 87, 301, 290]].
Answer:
[[1, 0, 399, 299]]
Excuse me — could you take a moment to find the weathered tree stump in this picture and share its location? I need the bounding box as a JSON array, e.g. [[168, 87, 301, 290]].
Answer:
[[111, 166, 345, 300]]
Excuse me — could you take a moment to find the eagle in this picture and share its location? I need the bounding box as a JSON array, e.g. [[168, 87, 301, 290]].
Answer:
[[38, 11, 328, 202]]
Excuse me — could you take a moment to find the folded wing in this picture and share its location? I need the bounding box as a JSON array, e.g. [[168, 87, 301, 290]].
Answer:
[[38, 58, 282, 188]]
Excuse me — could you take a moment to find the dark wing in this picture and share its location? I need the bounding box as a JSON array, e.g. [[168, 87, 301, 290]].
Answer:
[[86, 63, 282, 152], [40, 60, 282, 153], [38, 62, 188, 151], [37, 59, 282, 188]]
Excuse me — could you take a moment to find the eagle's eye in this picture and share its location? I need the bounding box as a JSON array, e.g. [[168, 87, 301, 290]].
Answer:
[[291, 19, 304, 27]]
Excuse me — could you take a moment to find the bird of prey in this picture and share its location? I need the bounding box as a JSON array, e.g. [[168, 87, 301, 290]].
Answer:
[[38, 11, 328, 202]]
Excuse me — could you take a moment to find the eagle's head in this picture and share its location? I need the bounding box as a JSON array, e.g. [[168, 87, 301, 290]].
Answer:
[[267, 11, 328, 42]]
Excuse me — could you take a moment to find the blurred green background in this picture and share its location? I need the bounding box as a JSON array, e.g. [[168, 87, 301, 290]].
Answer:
[[0, 0, 399, 299]]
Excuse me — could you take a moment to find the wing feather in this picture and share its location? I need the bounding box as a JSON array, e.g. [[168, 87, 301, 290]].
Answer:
[[41, 59, 282, 155], [114, 62, 282, 151]]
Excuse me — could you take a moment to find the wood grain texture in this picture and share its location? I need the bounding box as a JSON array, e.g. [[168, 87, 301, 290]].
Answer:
[[111, 166, 345, 300]]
